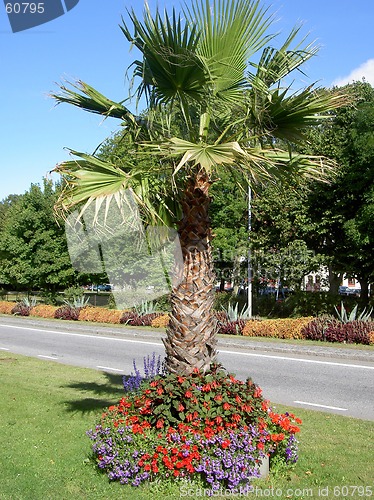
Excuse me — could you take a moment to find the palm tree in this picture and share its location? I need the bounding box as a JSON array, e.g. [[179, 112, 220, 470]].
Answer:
[[51, 0, 346, 375]]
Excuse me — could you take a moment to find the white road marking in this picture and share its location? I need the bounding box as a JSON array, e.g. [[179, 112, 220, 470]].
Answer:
[[97, 365, 124, 373], [219, 349, 374, 370], [38, 355, 59, 360], [294, 400, 348, 411], [0, 347, 10, 350], [0, 324, 162, 347], [1, 323, 373, 370]]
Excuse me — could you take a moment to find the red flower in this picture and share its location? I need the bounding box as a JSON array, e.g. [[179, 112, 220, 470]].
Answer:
[[185, 390, 193, 398], [156, 419, 164, 429], [132, 424, 143, 434], [223, 402, 231, 411], [221, 439, 231, 449], [254, 387, 262, 398], [178, 403, 185, 412]]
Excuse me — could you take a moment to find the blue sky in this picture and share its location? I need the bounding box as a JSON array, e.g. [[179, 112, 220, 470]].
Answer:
[[1, 0, 374, 200]]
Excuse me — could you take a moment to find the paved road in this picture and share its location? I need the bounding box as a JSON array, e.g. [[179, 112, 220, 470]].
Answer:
[[0, 316, 373, 420]]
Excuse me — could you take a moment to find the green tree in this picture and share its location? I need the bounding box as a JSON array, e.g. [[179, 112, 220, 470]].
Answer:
[[0, 181, 79, 292], [0, 194, 21, 232], [250, 180, 322, 291], [301, 81, 374, 300], [51, 0, 345, 374]]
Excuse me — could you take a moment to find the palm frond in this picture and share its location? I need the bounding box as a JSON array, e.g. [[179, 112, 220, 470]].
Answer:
[[249, 24, 318, 91], [148, 137, 248, 175], [121, 5, 206, 114], [236, 146, 337, 186], [51, 81, 134, 122], [53, 150, 181, 227], [185, 0, 274, 102], [244, 82, 349, 143]]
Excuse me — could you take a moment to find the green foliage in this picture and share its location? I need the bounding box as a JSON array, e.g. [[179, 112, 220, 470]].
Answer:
[[334, 302, 373, 323], [135, 300, 158, 316], [0, 181, 79, 291], [63, 286, 85, 302], [213, 291, 233, 311], [223, 301, 251, 321], [155, 294, 171, 312], [300, 81, 374, 295]]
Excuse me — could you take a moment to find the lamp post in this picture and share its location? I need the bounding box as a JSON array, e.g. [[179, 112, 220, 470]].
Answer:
[[247, 184, 252, 317]]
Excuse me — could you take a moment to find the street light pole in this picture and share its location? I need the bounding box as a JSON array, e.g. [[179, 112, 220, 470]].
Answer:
[[247, 183, 252, 318]]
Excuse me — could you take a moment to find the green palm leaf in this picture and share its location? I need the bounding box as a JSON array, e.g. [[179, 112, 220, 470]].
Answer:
[[186, 0, 274, 102], [121, 5, 206, 114]]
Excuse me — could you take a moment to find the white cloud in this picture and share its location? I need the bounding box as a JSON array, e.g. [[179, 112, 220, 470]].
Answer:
[[332, 59, 374, 87]]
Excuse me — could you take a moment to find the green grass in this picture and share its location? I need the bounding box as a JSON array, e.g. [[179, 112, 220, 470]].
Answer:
[[0, 352, 373, 499]]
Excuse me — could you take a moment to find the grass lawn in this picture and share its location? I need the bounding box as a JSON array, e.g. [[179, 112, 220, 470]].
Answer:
[[0, 351, 373, 499]]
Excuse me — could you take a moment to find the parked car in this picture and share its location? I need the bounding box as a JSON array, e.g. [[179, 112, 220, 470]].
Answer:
[[97, 284, 112, 292], [339, 286, 360, 296]]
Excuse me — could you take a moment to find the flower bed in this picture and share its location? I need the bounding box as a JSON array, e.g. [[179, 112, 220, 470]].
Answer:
[[30, 304, 58, 319], [2, 299, 373, 346], [301, 317, 374, 345], [0, 301, 16, 315], [87, 364, 301, 494], [78, 307, 123, 324], [243, 317, 313, 340]]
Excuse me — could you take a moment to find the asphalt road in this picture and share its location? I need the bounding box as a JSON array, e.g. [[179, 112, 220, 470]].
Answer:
[[0, 316, 373, 420]]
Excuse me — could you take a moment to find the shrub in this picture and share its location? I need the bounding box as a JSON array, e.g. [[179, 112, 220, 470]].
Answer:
[[301, 318, 374, 345], [11, 297, 38, 317], [54, 305, 80, 321], [334, 302, 373, 323], [78, 307, 123, 324], [120, 311, 140, 325], [139, 312, 160, 326], [300, 316, 338, 342], [120, 311, 160, 326], [213, 291, 232, 311], [369, 331, 374, 345], [242, 317, 313, 339], [151, 314, 170, 328], [242, 319, 278, 338], [155, 293, 171, 312], [0, 301, 15, 314], [30, 304, 58, 319], [218, 319, 246, 335], [63, 285, 85, 303], [87, 363, 301, 494]]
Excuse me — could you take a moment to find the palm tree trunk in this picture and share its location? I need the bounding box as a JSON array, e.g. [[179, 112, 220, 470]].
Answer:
[[163, 171, 218, 375]]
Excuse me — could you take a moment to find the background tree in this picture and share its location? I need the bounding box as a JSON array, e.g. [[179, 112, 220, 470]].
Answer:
[[51, 0, 345, 374], [301, 81, 374, 301], [0, 180, 80, 293]]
